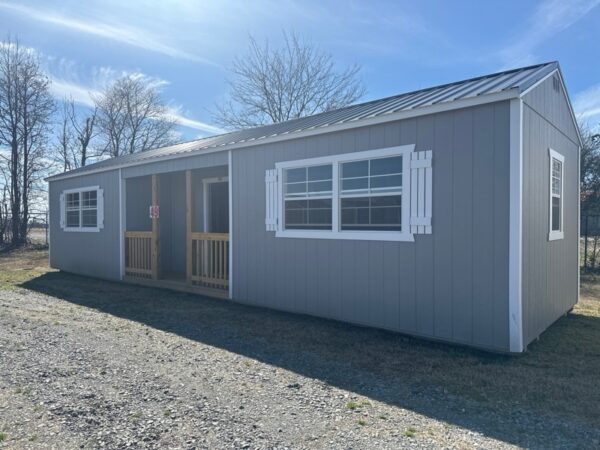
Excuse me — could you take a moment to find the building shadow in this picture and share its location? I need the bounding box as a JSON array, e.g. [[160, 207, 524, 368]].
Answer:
[[22, 271, 600, 448]]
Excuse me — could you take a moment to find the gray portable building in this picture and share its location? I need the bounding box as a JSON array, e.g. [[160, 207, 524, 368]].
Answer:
[[46, 62, 581, 353]]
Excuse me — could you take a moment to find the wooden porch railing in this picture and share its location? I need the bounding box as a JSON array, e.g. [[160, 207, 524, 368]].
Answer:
[[125, 231, 154, 279], [189, 232, 229, 290]]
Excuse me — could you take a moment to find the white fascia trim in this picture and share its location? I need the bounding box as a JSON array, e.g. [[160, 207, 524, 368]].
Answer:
[[509, 98, 524, 353], [227, 150, 233, 300], [46, 90, 518, 183], [520, 68, 583, 147], [548, 148, 565, 241], [275, 144, 415, 242]]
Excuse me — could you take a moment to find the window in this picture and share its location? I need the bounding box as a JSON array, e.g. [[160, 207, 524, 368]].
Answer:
[[548, 149, 564, 241], [284, 164, 332, 230], [340, 156, 402, 231], [61, 186, 103, 232], [271, 145, 423, 242]]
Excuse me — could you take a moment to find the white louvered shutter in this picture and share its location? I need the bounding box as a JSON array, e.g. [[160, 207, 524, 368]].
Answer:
[[59, 193, 65, 229], [410, 151, 433, 234], [97, 188, 104, 229], [265, 169, 278, 231]]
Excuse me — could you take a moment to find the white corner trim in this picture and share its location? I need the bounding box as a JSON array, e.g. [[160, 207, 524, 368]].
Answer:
[[509, 98, 524, 353], [119, 168, 124, 280], [227, 150, 233, 300]]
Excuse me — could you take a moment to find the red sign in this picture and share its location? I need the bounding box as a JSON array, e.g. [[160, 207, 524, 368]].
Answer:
[[149, 205, 160, 219]]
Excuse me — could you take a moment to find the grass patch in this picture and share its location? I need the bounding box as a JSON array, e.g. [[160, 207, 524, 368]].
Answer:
[[345, 401, 359, 410], [404, 427, 416, 438], [357, 418, 366, 426], [0, 247, 51, 290], [0, 432, 7, 441]]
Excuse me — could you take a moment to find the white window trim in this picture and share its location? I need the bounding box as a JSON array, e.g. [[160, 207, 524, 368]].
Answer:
[[548, 148, 564, 241], [62, 185, 103, 232], [274, 145, 415, 242]]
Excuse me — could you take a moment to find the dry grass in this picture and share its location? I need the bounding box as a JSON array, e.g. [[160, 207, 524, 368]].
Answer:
[[1, 247, 599, 432]]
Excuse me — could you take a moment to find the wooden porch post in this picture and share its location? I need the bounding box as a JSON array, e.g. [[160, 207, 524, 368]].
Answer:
[[186, 170, 193, 284], [151, 174, 159, 280]]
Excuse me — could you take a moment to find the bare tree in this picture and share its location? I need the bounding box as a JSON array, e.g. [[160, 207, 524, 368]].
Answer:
[[54, 98, 98, 171], [214, 32, 365, 129], [0, 37, 54, 245], [95, 75, 177, 157]]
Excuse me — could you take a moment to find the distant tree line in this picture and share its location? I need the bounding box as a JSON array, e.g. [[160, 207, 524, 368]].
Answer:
[[0, 32, 366, 247]]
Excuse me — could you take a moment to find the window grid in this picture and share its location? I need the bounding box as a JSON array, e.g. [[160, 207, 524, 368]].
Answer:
[[64, 189, 98, 229]]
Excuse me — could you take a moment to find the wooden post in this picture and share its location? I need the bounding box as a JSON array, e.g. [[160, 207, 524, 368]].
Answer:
[[151, 174, 159, 280], [186, 170, 193, 284]]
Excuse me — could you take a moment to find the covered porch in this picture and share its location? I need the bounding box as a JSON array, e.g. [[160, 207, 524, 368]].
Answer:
[[122, 164, 230, 298]]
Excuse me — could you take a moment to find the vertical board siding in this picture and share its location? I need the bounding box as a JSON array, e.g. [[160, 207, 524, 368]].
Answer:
[[49, 170, 121, 280], [232, 102, 512, 351], [521, 103, 579, 347]]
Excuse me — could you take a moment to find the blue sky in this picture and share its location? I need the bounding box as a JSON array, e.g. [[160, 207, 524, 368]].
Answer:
[[1, 0, 599, 140]]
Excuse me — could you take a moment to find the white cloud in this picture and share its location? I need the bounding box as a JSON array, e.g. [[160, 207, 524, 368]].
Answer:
[[498, 0, 600, 67], [0, 1, 219, 66], [49, 74, 224, 135], [574, 83, 600, 125]]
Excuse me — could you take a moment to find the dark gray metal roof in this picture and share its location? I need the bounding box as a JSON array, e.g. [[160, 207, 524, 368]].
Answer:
[[48, 61, 558, 180]]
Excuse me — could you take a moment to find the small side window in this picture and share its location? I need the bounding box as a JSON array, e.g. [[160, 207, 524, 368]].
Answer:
[[61, 186, 103, 232], [548, 149, 564, 241]]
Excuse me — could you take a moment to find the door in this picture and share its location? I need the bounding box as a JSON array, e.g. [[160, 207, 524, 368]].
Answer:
[[207, 181, 229, 233]]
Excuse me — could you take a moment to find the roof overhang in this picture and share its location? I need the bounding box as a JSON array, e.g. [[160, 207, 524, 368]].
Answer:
[[46, 88, 520, 183]]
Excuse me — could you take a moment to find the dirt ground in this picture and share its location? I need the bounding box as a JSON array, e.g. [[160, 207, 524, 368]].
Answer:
[[0, 248, 599, 449]]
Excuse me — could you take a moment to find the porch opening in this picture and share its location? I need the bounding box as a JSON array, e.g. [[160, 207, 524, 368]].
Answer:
[[123, 165, 229, 298]]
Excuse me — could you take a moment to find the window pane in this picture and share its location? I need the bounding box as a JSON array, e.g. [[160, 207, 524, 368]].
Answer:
[[66, 210, 80, 227], [341, 160, 368, 178], [285, 199, 331, 230], [341, 195, 402, 231], [286, 167, 306, 183], [285, 182, 306, 196], [82, 190, 97, 208], [370, 174, 402, 190], [370, 156, 402, 176], [341, 177, 368, 192], [307, 164, 332, 181], [66, 192, 79, 208], [552, 197, 561, 231], [307, 180, 332, 194], [82, 209, 97, 227]]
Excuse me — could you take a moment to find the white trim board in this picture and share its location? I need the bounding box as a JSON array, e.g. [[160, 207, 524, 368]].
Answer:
[[508, 98, 524, 352], [46, 89, 518, 183], [227, 150, 233, 300]]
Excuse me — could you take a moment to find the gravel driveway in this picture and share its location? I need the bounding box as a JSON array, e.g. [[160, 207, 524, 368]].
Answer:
[[0, 255, 598, 449]]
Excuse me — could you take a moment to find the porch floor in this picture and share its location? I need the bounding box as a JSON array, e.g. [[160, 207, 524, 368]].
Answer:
[[123, 275, 229, 299]]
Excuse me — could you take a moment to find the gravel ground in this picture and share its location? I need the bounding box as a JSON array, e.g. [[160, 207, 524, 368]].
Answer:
[[0, 259, 599, 449]]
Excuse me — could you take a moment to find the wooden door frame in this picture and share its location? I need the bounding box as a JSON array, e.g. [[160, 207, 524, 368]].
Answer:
[[202, 176, 229, 232]]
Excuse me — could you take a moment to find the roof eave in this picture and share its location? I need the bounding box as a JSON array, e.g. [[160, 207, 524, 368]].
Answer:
[[46, 88, 520, 183]]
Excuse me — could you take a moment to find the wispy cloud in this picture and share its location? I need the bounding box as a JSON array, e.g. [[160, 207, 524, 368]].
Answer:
[[574, 83, 600, 125], [498, 0, 600, 67], [0, 1, 219, 66], [50, 75, 224, 135]]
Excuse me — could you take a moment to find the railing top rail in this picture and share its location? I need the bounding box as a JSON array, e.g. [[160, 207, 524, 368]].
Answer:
[[190, 232, 229, 241], [125, 230, 153, 238]]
